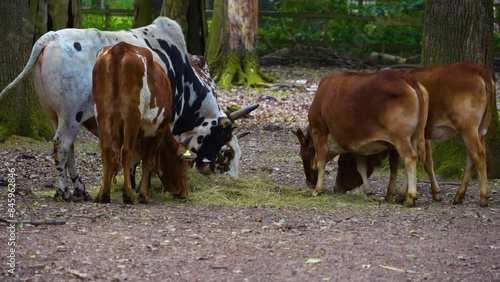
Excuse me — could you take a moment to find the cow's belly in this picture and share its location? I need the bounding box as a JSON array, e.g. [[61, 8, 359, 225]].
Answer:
[[326, 134, 388, 156]]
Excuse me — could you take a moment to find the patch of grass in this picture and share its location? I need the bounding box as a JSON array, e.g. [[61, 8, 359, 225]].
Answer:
[[33, 169, 381, 210], [0, 135, 52, 153]]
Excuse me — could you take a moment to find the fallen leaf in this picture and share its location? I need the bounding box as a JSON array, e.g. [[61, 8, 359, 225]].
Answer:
[[306, 258, 321, 265], [379, 264, 405, 272]]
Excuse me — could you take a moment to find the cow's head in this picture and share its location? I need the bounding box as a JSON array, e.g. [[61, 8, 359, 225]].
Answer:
[[335, 152, 388, 193], [295, 127, 318, 187], [189, 104, 258, 174], [191, 116, 235, 174], [156, 136, 197, 199]]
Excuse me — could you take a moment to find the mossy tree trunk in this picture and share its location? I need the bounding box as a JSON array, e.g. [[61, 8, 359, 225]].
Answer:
[[161, 0, 207, 55], [0, 0, 53, 140], [30, 0, 81, 43], [206, 0, 274, 88], [422, 0, 500, 178], [132, 0, 153, 28]]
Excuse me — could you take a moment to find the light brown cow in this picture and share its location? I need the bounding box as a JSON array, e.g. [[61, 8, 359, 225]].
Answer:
[[92, 42, 191, 204], [296, 69, 429, 207], [335, 62, 494, 207]]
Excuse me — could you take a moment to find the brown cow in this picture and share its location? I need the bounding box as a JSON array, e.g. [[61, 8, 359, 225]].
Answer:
[[296, 69, 429, 207], [335, 62, 494, 207], [92, 42, 192, 204]]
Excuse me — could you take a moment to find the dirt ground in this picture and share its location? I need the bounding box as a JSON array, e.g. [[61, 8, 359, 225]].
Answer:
[[1, 66, 500, 282]]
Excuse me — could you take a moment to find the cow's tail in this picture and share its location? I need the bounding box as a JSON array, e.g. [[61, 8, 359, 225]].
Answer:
[[109, 48, 124, 176], [478, 68, 494, 138], [0, 32, 58, 100], [405, 73, 428, 166]]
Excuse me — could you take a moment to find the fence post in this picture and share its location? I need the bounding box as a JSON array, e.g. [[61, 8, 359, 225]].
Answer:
[[104, 4, 110, 30]]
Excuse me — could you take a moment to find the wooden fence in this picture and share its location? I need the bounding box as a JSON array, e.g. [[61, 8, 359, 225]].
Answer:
[[81, 7, 500, 57]]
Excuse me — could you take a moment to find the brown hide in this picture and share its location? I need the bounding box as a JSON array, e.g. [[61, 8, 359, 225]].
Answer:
[[335, 62, 493, 206], [155, 131, 192, 199], [298, 68, 428, 207], [93, 42, 186, 204]]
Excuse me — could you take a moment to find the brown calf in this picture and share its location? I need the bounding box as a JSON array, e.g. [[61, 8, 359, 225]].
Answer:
[[296, 69, 429, 207], [93, 41, 184, 204], [335, 62, 494, 207]]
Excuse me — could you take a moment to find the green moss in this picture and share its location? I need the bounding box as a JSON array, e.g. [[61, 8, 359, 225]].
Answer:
[[212, 49, 275, 89], [434, 153, 464, 180]]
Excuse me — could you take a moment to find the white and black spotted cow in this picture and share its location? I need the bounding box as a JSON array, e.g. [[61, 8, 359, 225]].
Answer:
[[0, 17, 256, 201]]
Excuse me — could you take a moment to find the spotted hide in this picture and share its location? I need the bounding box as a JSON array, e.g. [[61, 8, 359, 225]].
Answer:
[[335, 62, 494, 207], [0, 17, 257, 201], [296, 69, 429, 207]]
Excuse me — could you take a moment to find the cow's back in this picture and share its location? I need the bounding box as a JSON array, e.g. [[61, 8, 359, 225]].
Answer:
[[410, 62, 491, 140], [309, 70, 421, 153]]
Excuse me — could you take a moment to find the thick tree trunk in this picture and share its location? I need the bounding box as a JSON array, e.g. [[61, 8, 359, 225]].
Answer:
[[0, 0, 52, 140], [30, 0, 81, 43], [133, 0, 153, 28], [161, 0, 207, 55], [207, 0, 273, 88], [422, 0, 500, 178]]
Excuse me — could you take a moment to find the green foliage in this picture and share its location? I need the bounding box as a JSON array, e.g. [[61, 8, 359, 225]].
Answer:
[[81, 0, 134, 31], [258, 0, 425, 55]]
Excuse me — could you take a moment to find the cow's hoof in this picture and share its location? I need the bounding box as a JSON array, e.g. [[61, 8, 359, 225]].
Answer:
[[405, 194, 417, 207], [432, 193, 443, 202], [479, 197, 489, 207], [54, 191, 72, 202], [173, 193, 188, 200], [73, 190, 90, 202], [96, 194, 111, 204], [312, 190, 322, 197], [123, 195, 136, 205], [137, 193, 151, 204], [363, 193, 376, 202], [453, 195, 464, 205]]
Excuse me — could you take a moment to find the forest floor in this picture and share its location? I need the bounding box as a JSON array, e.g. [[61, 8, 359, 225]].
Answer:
[[0, 65, 499, 282]]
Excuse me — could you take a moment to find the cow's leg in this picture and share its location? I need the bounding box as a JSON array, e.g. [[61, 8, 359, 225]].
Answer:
[[137, 159, 153, 204], [454, 131, 488, 206], [394, 140, 418, 207], [423, 141, 442, 202], [311, 133, 328, 197], [138, 137, 163, 204], [67, 144, 90, 201], [354, 155, 373, 200], [52, 127, 80, 202], [96, 147, 114, 204], [121, 126, 138, 205], [385, 150, 400, 202]]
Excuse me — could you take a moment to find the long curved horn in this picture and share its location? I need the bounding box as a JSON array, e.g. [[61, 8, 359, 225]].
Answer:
[[235, 131, 250, 139], [228, 104, 259, 121]]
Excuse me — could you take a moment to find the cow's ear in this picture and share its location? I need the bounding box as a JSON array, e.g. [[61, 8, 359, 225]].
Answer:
[[295, 128, 306, 145]]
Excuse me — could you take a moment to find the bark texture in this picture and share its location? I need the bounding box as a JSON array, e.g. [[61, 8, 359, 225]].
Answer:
[[422, 0, 500, 178], [0, 0, 52, 140], [132, 0, 153, 28], [161, 0, 207, 55], [30, 0, 81, 43], [207, 0, 274, 88]]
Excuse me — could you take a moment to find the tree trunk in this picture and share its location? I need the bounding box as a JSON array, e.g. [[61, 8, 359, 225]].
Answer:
[[0, 0, 52, 140], [132, 0, 153, 28], [207, 0, 274, 88], [422, 0, 500, 178], [30, 0, 81, 43], [161, 0, 207, 55]]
